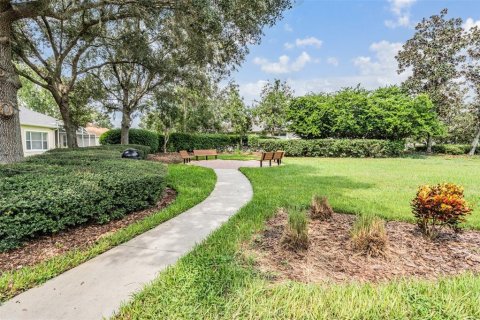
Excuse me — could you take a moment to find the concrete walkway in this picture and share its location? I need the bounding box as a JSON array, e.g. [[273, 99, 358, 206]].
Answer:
[[193, 159, 259, 169], [0, 166, 253, 320]]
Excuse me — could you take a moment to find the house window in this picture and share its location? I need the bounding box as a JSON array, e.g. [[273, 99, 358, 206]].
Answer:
[[26, 131, 48, 150]]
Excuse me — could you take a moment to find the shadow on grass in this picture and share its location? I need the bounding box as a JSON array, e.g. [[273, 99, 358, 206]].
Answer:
[[401, 153, 429, 159], [242, 163, 392, 217]]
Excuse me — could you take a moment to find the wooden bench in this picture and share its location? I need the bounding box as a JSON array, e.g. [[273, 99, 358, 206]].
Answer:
[[258, 151, 275, 167], [273, 150, 285, 165], [179, 150, 192, 164], [258, 151, 285, 167], [193, 149, 218, 160]]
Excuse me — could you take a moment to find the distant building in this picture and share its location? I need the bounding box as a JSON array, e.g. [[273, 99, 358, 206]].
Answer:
[[19, 106, 106, 155], [250, 123, 299, 140]]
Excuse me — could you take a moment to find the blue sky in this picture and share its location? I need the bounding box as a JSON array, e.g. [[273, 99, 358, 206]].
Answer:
[[233, 0, 480, 104]]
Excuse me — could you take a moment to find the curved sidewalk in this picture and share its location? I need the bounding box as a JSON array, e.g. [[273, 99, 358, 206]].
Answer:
[[0, 167, 253, 320]]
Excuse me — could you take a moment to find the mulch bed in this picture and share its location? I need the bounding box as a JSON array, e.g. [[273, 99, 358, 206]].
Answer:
[[250, 211, 480, 283], [0, 188, 176, 274], [148, 153, 183, 164]]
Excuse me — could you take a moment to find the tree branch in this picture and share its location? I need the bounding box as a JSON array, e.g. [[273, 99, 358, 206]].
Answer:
[[39, 16, 59, 59], [16, 69, 50, 90]]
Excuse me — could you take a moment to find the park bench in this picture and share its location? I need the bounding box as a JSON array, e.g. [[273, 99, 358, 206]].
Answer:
[[193, 149, 218, 160], [258, 151, 285, 167], [258, 151, 275, 167], [179, 150, 192, 164], [273, 150, 285, 165]]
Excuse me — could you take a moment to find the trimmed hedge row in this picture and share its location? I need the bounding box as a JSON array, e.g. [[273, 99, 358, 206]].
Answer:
[[253, 139, 405, 158], [162, 133, 244, 152], [0, 145, 166, 251], [100, 129, 245, 152], [414, 144, 476, 155], [99, 129, 159, 152]]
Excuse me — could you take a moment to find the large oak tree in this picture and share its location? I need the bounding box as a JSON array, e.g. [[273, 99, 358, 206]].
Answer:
[[0, 0, 291, 163], [98, 0, 293, 145], [396, 9, 466, 152]]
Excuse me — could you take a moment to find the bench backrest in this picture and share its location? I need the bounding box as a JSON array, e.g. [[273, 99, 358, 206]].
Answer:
[[194, 149, 218, 156], [261, 152, 275, 160], [273, 150, 285, 160], [179, 150, 190, 159]]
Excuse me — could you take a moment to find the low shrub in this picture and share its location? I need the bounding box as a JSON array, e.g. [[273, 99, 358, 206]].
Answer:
[[281, 208, 309, 250], [0, 146, 166, 251], [412, 183, 473, 238], [256, 139, 405, 158], [100, 129, 159, 152], [414, 144, 473, 155], [351, 214, 388, 257], [310, 195, 333, 220], [163, 133, 245, 152]]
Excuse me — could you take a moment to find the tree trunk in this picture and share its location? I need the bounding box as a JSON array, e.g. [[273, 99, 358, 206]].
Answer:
[[58, 98, 78, 148], [469, 126, 480, 156], [120, 110, 131, 145], [0, 17, 24, 164], [426, 134, 433, 153], [163, 129, 169, 153]]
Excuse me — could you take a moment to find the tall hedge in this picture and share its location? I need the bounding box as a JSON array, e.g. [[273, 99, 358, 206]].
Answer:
[[100, 129, 159, 152], [287, 86, 444, 140], [0, 146, 166, 251], [255, 139, 405, 158], [414, 144, 476, 155], [163, 133, 245, 152]]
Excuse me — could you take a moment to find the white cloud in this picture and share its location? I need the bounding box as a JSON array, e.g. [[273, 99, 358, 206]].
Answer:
[[253, 51, 312, 74], [353, 41, 403, 78], [238, 80, 269, 104], [284, 36, 323, 49], [327, 57, 339, 67], [295, 37, 323, 48], [463, 18, 480, 31], [241, 40, 410, 104], [284, 23, 293, 32], [385, 0, 417, 28]]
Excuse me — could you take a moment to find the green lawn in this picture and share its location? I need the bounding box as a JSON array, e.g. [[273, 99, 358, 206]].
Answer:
[[116, 156, 480, 319], [217, 153, 259, 161], [255, 156, 480, 227], [0, 164, 216, 302]]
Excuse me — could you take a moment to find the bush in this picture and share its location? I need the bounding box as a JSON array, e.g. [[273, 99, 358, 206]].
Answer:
[[412, 183, 473, 238], [0, 146, 166, 251], [43, 144, 152, 161], [100, 129, 159, 152], [310, 195, 333, 220], [351, 213, 388, 257], [287, 86, 444, 140], [414, 144, 473, 155], [281, 208, 309, 250], [163, 133, 245, 152], [255, 139, 405, 158]]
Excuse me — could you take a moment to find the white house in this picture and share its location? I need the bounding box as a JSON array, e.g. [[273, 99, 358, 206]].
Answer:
[[19, 106, 103, 156]]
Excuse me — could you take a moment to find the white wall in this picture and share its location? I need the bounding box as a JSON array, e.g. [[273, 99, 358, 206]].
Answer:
[[20, 125, 57, 156]]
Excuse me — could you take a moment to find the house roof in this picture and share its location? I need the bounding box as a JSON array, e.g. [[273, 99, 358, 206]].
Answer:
[[19, 106, 60, 129], [85, 124, 109, 136]]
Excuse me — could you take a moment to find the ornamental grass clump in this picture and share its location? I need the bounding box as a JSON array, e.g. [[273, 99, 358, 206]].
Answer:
[[412, 183, 472, 238], [351, 213, 388, 257], [281, 208, 309, 250], [310, 195, 333, 220]]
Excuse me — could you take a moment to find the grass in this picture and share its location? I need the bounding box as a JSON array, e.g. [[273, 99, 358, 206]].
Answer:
[[217, 152, 258, 160], [351, 213, 388, 257], [282, 208, 309, 249], [115, 156, 480, 319], [0, 164, 216, 302]]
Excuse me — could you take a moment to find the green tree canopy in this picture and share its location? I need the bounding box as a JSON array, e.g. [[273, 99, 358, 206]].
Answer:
[[221, 83, 251, 142], [254, 79, 293, 136], [287, 86, 444, 141]]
